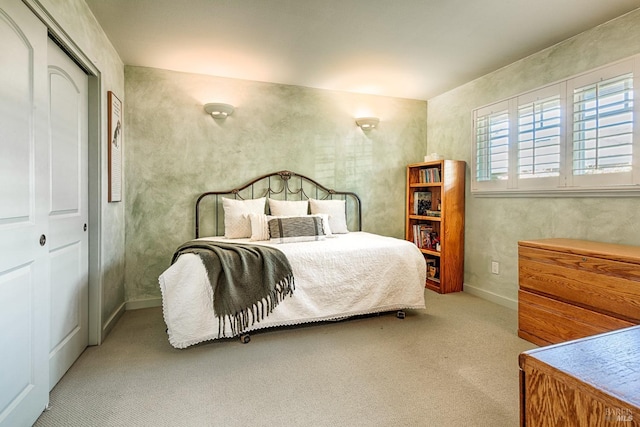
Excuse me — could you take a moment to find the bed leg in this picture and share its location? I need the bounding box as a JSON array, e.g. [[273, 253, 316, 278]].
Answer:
[[396, 310, 406, 319], [239, 333, 251, 344]]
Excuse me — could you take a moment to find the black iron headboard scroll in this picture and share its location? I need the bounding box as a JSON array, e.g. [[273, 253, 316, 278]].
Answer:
[[195, 170, 362, 238]]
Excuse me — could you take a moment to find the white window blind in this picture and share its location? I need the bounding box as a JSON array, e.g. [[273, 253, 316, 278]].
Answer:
[[518, 95, 561, 179], [472, 55, 639, 196], [475, 108, 509, 183], [572, 73, 633, 176]]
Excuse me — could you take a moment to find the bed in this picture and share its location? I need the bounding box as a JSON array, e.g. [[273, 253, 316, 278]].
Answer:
[[159, 171, 426, 348]]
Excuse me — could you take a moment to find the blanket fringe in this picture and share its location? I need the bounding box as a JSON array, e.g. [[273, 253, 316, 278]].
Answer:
[[219, 274, 295, 339]]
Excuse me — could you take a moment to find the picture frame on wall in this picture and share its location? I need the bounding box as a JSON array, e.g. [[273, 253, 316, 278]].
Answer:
[[108, 91, 122, 202]]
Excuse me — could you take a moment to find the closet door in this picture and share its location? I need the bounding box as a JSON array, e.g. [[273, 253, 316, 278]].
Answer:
[[0, 0, 50, 426], [47, 38, 89, 390]]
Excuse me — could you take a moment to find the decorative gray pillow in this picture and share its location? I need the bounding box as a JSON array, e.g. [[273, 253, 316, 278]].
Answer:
[[268, 216, 326, 243]]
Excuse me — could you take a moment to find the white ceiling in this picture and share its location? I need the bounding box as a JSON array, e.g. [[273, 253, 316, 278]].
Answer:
[[85, 0, 640, 100]]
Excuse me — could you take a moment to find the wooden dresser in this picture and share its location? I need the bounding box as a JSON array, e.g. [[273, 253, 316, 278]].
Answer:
[[518, 238, 640, 346], [519, 326, 640, 426]]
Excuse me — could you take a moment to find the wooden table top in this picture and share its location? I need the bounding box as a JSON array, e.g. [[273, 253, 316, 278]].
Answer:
[[520, 325, 640, 408]]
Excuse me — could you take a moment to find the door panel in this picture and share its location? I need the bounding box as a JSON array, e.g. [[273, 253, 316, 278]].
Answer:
[[0, 266, 35, 407], [0, 1, 50, 426], [0, 7, 33, 226], [47, 39, 89, 390], [49, 242, 85, 386], [50, 70, 80, 213]]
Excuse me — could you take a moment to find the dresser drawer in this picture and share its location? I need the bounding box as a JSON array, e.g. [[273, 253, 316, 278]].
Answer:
[[519, 246, 640, 323], [518, 290, 634, 346]]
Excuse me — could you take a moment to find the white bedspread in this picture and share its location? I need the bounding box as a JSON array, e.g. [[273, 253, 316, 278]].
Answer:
[[159, 232, 426, 348]]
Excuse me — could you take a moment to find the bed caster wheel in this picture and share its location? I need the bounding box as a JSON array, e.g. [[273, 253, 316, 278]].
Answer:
[[239, 333, 251, 344], [396, 310, 406, 319]]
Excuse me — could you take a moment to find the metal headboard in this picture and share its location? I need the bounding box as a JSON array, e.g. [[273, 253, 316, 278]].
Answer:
[[195, 170, 362, 238]]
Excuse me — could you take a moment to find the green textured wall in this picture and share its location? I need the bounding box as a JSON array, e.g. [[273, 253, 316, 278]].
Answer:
[[427, 9, 640, 305], [124, 66, 427, 302]]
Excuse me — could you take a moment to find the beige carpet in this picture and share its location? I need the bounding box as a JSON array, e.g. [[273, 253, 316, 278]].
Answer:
[[34, 290, 536, 427]]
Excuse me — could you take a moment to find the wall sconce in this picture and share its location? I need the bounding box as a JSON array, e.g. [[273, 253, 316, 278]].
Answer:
[[204, 103, 234, 119], [355, 117, 379, 130]]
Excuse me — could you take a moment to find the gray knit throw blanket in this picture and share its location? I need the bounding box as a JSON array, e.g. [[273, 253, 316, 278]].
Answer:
[[172, 240, 295, 338]]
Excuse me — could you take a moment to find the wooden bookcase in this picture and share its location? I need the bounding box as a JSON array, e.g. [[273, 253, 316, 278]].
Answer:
[[405, 160, 465, 293]]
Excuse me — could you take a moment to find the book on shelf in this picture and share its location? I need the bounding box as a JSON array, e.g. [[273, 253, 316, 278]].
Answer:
[[425, 259, 438, 280], [419, 167, 441, 183], [424, 210, 441, 217], [413, 191, 432, 215], [419, 225, 433, 249], [412, 224, 428, 247], [412, 224, 439, 250]]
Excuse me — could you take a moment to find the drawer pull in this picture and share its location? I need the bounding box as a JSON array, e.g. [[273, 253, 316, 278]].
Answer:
[[582, 257, 587, 262]]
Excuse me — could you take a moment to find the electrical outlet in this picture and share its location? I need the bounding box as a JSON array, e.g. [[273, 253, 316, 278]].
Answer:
[[491, 261, 499, 275]]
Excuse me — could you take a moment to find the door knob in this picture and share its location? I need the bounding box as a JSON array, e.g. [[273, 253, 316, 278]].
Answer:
[[39, 234, 46, 246]]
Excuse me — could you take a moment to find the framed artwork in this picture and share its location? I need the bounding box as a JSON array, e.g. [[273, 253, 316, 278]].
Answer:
[[108, 91, 122, 202]]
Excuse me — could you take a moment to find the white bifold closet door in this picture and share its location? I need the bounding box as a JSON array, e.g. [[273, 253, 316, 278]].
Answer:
[[47, 37, 89, 391], [0, 1, 89, 425], [0, 0, 50, 425]]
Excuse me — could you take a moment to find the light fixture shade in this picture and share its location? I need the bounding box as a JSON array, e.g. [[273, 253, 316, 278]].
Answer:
[[355, 117, 379, 130], [204, 103, 234, 118]]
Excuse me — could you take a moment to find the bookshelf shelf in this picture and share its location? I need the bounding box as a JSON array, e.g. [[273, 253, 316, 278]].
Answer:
[[421, 248, 440, 257], [409, 182, 442, 188], [409, 215, 442, 222], [405, 160, 465, 293]]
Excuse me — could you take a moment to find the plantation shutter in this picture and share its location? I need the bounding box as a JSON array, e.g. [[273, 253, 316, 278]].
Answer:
[[472, 55, 638, 195], [475, 102, 509, 183], [572, 73, 634, 176], [518, 95, 562, 179]]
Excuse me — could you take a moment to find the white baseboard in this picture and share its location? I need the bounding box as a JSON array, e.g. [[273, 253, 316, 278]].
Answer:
[[102, 301, 126, 339], [463, 283, 518, 311], [125, 297, 162, 310]]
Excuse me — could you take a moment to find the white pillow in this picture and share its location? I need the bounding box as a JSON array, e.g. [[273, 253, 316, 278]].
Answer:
[[249, 213, 271, 241], [222, 197, 266, 238], [309, 198, 348, 234], [268, 199, 308, 216]]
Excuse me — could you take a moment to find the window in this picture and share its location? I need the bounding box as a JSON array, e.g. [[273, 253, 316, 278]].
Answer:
[[517, 95, 561, 179], [472, 56, 639, 195], [475, 103, 509, 183], [572, 73, 633, 176]]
